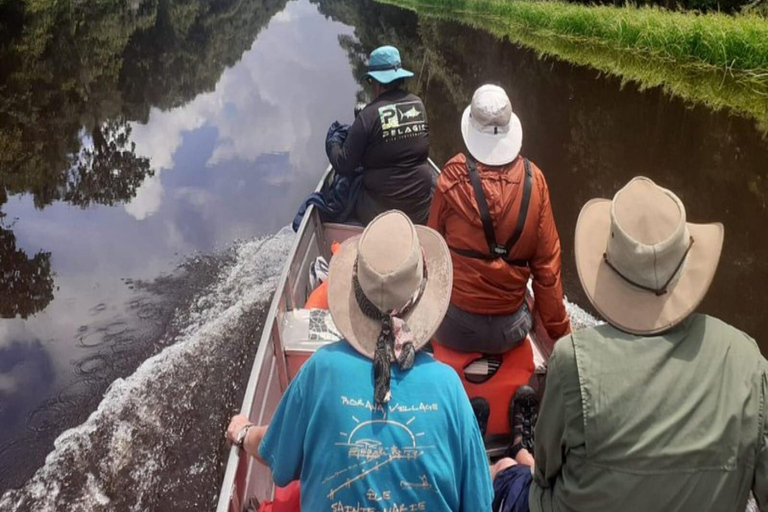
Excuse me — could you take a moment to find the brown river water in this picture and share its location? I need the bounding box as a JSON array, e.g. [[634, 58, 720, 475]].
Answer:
[[0, 0, 766, 509]]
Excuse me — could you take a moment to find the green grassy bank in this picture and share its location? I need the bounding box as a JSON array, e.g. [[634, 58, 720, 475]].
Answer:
[[377, 0, 768, 130]]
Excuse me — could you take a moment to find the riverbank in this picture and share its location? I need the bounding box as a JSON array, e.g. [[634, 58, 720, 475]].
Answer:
[[377, 0, 768, 131]]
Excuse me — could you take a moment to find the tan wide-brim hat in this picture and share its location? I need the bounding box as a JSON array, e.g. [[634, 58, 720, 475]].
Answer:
[[461, 84, 523, 166], [328, 211, 453, 359], [575, 177, 724, 335]]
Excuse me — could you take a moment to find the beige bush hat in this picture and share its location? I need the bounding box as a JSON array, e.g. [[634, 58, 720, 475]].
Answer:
[[461, 84, 523, 166], [575, 177, 724, 335], [328, 210, 452, 359]]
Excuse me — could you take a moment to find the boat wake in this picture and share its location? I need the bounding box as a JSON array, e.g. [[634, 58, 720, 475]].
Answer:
[[0, 231, 295, 512], [564, 298, 600, 332]]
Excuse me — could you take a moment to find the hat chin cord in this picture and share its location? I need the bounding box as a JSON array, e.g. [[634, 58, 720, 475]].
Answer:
[[602, 236, 695, 297]]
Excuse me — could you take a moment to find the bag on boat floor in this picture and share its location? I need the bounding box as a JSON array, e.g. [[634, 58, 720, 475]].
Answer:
[[304, 242, 342, 310], [309, 256, 329, 291]]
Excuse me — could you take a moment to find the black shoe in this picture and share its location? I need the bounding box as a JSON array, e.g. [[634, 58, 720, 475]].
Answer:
[[507, 385, 538, 457], [470, 397, 490, 438]]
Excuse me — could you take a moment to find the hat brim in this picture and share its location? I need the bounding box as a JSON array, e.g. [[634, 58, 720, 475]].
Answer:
[[461, 105, 523, 166], [328, 225, 453, 359], [575, 199, 724, 335], [364, 68, 414, 85]]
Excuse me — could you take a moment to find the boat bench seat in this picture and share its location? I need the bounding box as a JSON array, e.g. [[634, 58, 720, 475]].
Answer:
[[281, 309, 341, 379]]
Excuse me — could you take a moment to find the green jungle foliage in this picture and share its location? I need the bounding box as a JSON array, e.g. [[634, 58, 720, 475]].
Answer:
[[379, 0, 768, 72], [377, 0, 768, 131]]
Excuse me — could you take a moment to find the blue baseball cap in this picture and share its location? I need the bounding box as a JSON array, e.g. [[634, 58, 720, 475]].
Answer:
[[363, 46, 414, 85]]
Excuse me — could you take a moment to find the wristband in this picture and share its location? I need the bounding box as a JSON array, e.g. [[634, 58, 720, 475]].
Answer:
[[235, 424, 255, 449]]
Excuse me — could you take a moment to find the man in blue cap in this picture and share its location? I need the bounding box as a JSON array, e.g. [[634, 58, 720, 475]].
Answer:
[[326, 45, 433, 225]]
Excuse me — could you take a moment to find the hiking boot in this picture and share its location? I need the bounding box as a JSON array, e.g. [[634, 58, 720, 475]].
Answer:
[[470, 397, 490, 438], [507, 385, 538, 457]]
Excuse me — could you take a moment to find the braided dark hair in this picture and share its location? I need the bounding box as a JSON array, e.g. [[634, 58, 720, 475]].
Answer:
[[353, 257, 424, 404]]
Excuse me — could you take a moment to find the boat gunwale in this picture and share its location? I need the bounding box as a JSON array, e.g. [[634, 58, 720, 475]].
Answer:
[[215, 164, 333, 512], [216, 159, 441, 512]]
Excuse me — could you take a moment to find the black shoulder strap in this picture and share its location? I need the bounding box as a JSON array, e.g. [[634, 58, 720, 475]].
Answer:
[[502, 158, 533, 254], [447, 156, 532, 267], [465, 155, 507, 257]]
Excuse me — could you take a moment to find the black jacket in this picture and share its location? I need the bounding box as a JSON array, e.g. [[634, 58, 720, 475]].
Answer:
[[328, 89, 433, 225]]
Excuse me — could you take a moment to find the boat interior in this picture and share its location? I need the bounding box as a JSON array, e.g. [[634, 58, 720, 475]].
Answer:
[[217, 165, 548, 512], [217, 168, 368, 512]]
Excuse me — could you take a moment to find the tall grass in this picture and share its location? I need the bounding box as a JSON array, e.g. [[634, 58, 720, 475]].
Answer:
[[379, 0, 768, 131], [381, 0, 768, 73]]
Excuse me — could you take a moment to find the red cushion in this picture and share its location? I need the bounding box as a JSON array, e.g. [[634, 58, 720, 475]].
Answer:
[[432, 339, 535, 436], [258, 481, 301, 512]]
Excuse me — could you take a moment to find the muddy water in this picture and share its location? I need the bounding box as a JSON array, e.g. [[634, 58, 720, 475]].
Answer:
[[406, 16, 768, 341], [0, 0, 766, 509]]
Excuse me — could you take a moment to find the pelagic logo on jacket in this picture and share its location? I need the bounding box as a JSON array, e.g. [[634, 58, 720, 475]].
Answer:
[[378, 101, 428, 141]]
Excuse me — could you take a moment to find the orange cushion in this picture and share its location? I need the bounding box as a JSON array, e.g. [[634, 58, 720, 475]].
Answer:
[[304, 281, 329, 310]]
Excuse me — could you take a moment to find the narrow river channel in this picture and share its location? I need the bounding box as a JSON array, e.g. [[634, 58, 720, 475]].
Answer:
[[1, 0, 766, 510]]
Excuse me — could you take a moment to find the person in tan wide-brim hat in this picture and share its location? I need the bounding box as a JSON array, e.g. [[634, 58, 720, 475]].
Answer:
[[226, 210, 495, 511], [328, 210, 452, 364], [523, 177, 768, 512], [329, 209, 454, 403], [575, 176, 723, 334]]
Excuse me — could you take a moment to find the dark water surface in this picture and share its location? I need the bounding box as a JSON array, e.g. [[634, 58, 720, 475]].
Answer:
[[0, 0, 357, 505], [0, 0, 767, 509]]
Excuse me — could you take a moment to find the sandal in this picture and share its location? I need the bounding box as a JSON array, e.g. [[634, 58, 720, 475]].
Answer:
[[507, 385, 538, 457]]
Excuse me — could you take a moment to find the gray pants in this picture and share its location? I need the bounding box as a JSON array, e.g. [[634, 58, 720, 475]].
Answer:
[[435, 303, 532, 354]]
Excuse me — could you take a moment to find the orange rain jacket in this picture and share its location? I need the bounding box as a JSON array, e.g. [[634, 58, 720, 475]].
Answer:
[[427, 153, 571, 341]]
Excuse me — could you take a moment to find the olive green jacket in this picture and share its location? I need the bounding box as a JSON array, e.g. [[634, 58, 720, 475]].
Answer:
[[530, 314, 768, 512]]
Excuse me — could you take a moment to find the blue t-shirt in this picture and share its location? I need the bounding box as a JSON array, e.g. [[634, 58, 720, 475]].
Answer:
[[259, 341, 493, 512]]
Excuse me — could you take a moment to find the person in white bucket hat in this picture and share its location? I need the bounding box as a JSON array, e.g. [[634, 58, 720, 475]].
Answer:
[[460, 84, 524, 166], [226, 211, 494, 511], [517, 177, 768, 512], [428, 84, 570, 356]]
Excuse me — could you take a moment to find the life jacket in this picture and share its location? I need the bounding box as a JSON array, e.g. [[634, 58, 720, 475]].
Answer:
[[448, 156, 533, 267]]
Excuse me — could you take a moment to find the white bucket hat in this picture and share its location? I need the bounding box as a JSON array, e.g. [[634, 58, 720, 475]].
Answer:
[[461, 84, 523, 166], [575, 177, 724, 335], [328, 211, 453, 403]]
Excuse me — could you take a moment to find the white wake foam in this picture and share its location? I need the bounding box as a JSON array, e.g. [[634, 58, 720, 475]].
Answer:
[[0, 232, 295, 512], [565, 297, 602, 331]]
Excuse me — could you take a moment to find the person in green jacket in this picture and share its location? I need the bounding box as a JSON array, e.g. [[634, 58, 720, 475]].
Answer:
[[491, 176, 768, 512]]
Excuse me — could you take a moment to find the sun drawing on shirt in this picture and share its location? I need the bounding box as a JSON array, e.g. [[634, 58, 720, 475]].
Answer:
[[325, 416, 433, 500]]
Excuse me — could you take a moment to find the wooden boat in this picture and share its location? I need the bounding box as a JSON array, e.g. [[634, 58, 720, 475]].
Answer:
[[215, 161, 550, 512]]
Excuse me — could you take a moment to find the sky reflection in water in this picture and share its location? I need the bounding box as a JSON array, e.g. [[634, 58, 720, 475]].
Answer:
[[0, 0, 357, 489]]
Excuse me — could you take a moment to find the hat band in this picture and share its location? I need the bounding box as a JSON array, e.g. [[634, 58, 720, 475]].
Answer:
[[352, 253, 428, 404], [469, 112, 510, 135], [603, 236, 695, 296], [368, 62, 401, 72]]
